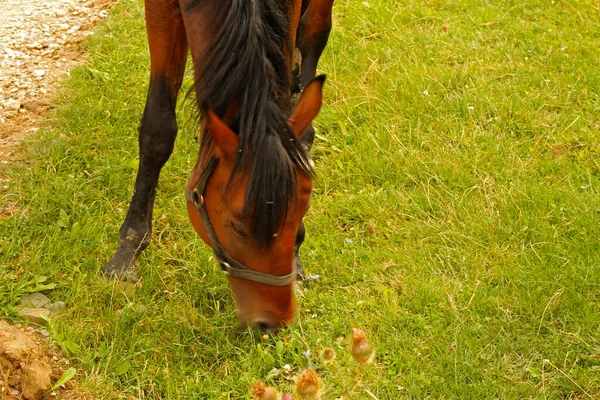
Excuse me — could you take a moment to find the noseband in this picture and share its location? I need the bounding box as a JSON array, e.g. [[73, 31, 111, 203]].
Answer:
[[185, 157, 297, 286]]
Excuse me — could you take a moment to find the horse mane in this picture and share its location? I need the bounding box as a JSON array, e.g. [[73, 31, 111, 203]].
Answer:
[[189, 0, 315, 248]]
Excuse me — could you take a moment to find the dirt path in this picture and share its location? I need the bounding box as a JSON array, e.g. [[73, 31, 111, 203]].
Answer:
[[0, 0, 114, 165]]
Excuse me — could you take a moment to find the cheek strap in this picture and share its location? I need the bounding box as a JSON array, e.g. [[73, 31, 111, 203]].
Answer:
[[185, 157, 297, 286]]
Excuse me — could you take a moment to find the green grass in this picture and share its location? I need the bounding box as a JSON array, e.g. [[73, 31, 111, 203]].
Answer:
[[2, 0, 600, 398]]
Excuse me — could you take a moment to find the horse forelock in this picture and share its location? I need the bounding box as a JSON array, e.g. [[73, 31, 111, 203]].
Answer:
[[192, 0, 314, 248]]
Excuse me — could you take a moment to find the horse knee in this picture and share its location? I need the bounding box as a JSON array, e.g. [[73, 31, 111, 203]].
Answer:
[[298, 18, 331, 57], [297, 4, 332, 88], [297, 0, 332, 56]]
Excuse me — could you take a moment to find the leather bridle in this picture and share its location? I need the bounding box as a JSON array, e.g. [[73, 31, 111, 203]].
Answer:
[[185, 156, 297, 286]]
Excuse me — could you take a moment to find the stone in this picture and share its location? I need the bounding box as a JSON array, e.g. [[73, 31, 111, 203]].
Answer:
[[17, 307, 50, 324], [21, 362, 52, 400], [47, 301, 66, 313], [4, 98, 21, 110], [22, 100, 48, 114], [20, 292, 50, 308]]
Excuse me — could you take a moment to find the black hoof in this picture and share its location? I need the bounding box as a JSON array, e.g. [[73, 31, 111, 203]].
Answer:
[[295, 256, 306, 282], [102, 247, 139, 282]]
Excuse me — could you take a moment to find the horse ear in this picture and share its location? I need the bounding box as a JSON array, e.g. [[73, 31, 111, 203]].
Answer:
[[207, 109, 238, 161], [288, 75, 326, 138]]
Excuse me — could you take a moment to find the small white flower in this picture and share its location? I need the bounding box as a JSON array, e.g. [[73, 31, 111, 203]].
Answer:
[[422, 90, 429, 96]]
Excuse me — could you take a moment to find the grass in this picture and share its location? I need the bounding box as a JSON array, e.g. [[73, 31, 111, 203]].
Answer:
[[2, 0, 600, 398]]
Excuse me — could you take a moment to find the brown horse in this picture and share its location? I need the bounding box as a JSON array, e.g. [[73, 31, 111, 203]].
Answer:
[[102, 0, 334, 332]]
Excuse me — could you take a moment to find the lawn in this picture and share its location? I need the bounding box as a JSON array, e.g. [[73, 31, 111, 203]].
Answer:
[[1, 0, 600, 398]]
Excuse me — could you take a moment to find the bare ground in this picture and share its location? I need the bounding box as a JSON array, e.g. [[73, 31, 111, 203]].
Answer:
[[0, 321, 90, 400], [0, 0, 115, 166]]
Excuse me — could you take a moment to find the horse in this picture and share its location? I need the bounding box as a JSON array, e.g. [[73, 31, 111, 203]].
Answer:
[[101, 0, 334, 333]]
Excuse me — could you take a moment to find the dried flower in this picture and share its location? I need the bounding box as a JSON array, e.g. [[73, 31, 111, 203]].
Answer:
[[350, 328, 375, 365], [251, 380, 281, 400], [320, 347, 336, 363], [294, 368, 322, 400]]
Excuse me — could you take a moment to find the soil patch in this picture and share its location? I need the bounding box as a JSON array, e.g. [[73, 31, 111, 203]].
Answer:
[[0, 321, 85, 400]]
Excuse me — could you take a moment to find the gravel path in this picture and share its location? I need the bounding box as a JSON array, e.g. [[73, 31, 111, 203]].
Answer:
[[0, 0, 114, 164]]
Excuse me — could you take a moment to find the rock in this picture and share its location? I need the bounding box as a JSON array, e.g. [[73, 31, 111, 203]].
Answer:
[[21, 361, 53, 400], [32, 69, 45, 77], [4, 98, 21, 111], [20, 292, 50, 308], [22, 100, 48, 114], [47, 301, 66, 313], [17, 307, 51, 324]]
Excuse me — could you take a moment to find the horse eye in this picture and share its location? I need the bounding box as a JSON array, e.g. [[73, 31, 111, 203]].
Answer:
[[230, 221, 248, 238]]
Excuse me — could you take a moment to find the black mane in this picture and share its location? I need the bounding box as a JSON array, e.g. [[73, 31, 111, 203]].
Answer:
[[189, 0, 314, 248]]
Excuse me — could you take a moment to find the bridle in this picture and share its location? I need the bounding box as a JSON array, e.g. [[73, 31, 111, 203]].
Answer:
[[185, 156, 297, 286]]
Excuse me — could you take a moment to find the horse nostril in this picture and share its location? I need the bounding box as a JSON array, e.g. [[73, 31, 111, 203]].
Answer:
[[253, 319, 279, 334]]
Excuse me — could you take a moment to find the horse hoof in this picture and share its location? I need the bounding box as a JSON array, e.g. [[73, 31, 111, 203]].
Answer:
[[294, 258, 306, 282], [102, 254, 139, 282], [102, 265, 139, 283], [296, 270, 306, 282]]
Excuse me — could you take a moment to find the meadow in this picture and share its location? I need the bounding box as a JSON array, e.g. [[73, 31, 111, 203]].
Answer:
[[2, 0, 600, 398]]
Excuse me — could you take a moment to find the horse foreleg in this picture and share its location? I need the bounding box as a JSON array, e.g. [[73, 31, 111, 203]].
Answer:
[[293, 0, 332, 280], [102, 1, 188, 280], [294, 221, 307, 281], [297, 0, 334, 89], [294, 124, 316, 281]]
